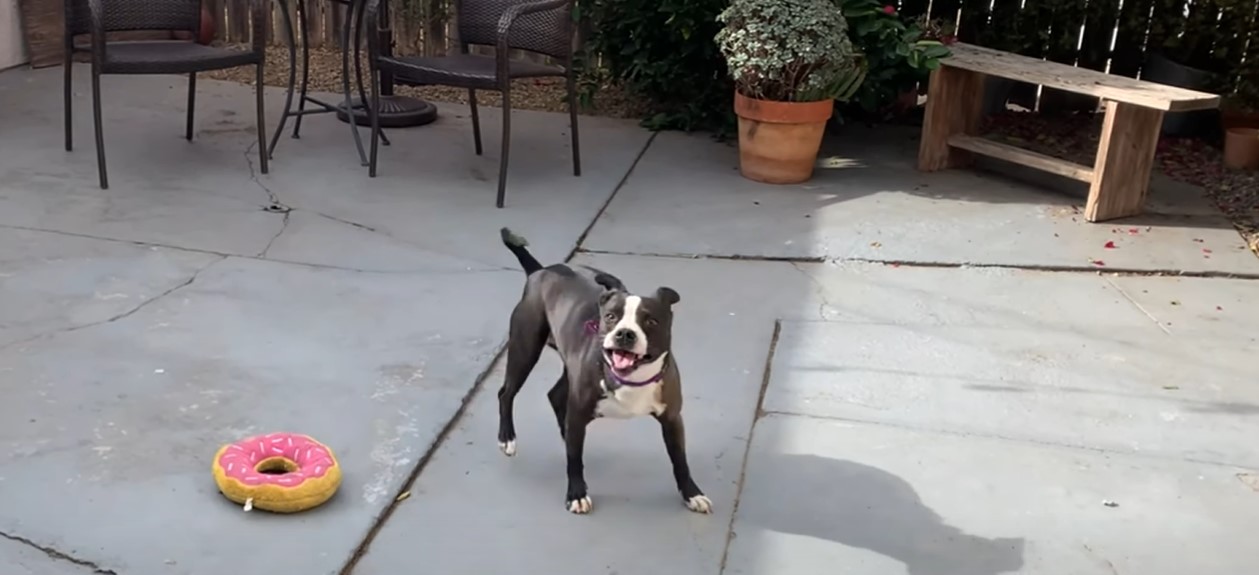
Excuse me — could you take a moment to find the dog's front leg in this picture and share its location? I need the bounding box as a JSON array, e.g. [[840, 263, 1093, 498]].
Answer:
[[656, 413, 712, 514], [564, 408, 593, 514]]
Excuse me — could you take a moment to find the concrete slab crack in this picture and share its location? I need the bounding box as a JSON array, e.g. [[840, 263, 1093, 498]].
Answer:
[[0, 257, 225, 354], [243, 142, 288, 213], [308, 211, 515, 273], [575, 249, 1259, 280], [790, 261, 834, 321], [717, 320, 782, 575], [259, 211, 291, 258], [0, 531, 118, 574], [1102, 276, 1172, 335]]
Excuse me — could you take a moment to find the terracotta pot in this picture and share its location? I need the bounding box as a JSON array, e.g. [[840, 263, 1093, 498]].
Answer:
[[1221, 107, 1259, 130], [733, 91, 833, 184], [1223, 128, 1259, 170], [197, 4, 215, 45]]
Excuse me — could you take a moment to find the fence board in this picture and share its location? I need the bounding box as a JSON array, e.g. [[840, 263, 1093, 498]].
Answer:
[[956, 0, 990, 42], [211, 0, 226, 43], [899, 0, 931, 19], [929, 0, 963, 25], [306, 0, 325, 48], [1078, 0, 1121, 71], [1110, 0, 1155, 76]]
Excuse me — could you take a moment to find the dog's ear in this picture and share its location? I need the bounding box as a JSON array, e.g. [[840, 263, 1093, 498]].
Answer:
[[655, 287, 680, 306], [594, 272, 626, 293], [595, 273, 626, 306]]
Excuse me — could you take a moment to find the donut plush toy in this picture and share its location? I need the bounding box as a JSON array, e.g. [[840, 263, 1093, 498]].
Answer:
[[212, 432, 342, 513]]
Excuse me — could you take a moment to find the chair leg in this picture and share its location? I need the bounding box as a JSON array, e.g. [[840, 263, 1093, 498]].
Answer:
[[469, 89, 483, 155], [496, 86, 511, 208], [566, 71, 580, 177], [268, 2, 298, 159], [292, 0, 311, 139], [256, 63, 269, 174], [64, 45, 73, 152], [186, 73, 197, 141], [91, 66, 108, 189], [368, 61, 382, 178]]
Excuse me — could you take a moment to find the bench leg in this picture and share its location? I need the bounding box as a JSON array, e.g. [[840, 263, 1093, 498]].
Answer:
[[1085, 101, 1163, 222], [917, 66, 985, 171]]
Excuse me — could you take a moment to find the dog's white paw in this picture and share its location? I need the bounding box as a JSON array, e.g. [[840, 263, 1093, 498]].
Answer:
[[498, 440, 516, 457], [685, 494, 713, 514], [567, 496, 593, 514]]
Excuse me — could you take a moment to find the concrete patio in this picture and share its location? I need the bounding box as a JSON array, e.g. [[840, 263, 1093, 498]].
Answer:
[[2, 64, 1257, 575]]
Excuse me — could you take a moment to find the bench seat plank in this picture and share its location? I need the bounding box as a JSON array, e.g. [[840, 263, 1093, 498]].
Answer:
[[941, 43, 1220, 112]]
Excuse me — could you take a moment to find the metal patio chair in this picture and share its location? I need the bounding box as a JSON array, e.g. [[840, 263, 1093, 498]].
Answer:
[[361, 0, 581, 208], [63, 0, 270, 188]]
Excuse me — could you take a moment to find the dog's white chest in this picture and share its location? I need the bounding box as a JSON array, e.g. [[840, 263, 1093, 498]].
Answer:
[[595, 380, 665, 419]]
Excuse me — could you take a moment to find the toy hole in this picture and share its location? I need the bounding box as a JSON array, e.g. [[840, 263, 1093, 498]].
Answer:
[[256, 456, 298, 475]]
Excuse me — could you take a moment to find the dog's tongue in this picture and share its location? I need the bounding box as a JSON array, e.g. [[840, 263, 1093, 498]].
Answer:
[[611, 350, 637, 371]]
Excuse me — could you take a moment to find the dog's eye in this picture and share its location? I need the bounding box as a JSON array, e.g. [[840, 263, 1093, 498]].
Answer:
[[604, 312, 616, 322], [643, 317, 658, 327]]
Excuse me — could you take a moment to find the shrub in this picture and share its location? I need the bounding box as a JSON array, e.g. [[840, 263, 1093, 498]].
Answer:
[[580, 0, 735, 132], [839, 0, 952, 117], [715, 0, 866, 103]]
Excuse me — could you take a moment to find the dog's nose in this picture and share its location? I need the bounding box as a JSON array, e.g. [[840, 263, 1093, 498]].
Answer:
[[615, 329, 636, 345]]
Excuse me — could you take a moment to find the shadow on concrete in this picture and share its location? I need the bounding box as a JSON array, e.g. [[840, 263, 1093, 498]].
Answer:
[[747, 453, 1025, 575]]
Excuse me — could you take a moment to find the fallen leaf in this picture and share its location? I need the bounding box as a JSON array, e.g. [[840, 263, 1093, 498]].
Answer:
[[1104, 241, 1116, 249], [396, 491, 411, 502], [1090, 259, 1105, 267], [1202, 248, 1213, 254], [1162, 385, 1180, 390], [1170, 300, 1181, 306], [1128, 228, 1139, 235]]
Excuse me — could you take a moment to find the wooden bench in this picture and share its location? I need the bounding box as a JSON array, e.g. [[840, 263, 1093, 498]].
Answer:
[[917, 43, 1221, 222]]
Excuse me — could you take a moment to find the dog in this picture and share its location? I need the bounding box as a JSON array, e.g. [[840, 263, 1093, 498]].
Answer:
[[496, 228, 712, 515]]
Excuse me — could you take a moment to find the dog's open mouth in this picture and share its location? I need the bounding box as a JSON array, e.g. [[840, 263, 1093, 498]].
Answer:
[[604, 348, 647, 373]]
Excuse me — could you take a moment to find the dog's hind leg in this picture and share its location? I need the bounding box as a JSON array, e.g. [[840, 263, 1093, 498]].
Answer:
[[498, 299, 549, 457], [546, 371, 569, 440]]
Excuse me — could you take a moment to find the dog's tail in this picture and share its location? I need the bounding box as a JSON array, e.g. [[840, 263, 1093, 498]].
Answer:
[[500, 227, 544, 276]]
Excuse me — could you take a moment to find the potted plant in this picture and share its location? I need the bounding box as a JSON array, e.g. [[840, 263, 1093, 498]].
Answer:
[[716, 0, 867, 184], [1220, 72, 1259, 130]]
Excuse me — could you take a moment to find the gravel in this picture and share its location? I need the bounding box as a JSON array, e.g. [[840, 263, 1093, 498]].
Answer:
[[201, 45, 647, 119]]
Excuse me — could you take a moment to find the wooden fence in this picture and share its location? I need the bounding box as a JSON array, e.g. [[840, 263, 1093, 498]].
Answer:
[[214, 0, 1259, 95]]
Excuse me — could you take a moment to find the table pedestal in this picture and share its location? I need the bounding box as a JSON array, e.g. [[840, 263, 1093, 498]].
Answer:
[[335, 2, 437, 128]]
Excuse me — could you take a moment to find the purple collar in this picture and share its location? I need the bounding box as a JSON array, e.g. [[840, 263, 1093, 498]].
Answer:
[[605, 365, 665, 387], [585, 319, 664, 387]]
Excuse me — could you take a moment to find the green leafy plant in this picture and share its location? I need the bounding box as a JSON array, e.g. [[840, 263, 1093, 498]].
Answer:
[[579, 0, 734, 132], [839, 0, 952, 115], [716, 0, 867, 103]]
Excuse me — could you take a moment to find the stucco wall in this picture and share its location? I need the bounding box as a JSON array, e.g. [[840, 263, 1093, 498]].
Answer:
[[1, 0, 29, 70]]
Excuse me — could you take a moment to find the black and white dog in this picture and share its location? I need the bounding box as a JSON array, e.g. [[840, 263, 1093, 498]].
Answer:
[[496, 228, 712, 515]]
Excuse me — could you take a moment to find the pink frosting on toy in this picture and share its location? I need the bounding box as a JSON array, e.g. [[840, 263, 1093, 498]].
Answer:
[[216, 432, 336, 487]]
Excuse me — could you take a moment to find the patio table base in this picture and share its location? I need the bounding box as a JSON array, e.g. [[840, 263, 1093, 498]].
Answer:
[[336, 95, 438, 128]]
